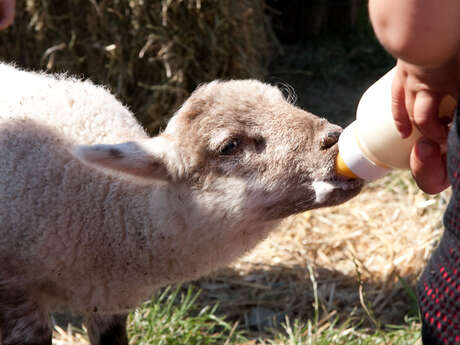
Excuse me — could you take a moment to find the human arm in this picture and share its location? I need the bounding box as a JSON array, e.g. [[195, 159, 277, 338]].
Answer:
[[369, 0, 460, 67], [369, 0, 460, 194]]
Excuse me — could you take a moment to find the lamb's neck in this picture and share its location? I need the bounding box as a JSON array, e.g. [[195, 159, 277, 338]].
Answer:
[[104, 181, 279, 287], [102, 179, 181, 245], [86, 180, 181, 285]]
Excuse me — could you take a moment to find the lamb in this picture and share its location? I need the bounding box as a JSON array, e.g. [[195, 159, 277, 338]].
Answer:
[[0, 63, 363, 345]]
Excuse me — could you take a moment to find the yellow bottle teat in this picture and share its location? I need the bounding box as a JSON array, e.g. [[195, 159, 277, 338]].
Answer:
[[335, 152, 358, 179]]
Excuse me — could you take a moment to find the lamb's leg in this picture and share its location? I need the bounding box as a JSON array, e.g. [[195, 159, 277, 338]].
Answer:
[[85, 314, 128, 345], [0, 290, 51, 345]]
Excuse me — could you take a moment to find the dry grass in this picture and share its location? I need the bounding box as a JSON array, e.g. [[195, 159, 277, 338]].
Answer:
[[203, 171, 447, 330], [53, 170, 448, 342], [52, 326, 88, 345]]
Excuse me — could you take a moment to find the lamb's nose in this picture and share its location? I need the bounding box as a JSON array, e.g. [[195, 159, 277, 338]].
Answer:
[[319, 130, 341, 150]]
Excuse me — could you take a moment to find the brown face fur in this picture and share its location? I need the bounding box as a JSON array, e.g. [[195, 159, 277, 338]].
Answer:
[[75, 79, 363, 221], [163, 80, 363, 220]]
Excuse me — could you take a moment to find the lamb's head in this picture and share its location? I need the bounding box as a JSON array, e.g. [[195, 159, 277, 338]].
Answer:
[[74, 80, 363, 221]]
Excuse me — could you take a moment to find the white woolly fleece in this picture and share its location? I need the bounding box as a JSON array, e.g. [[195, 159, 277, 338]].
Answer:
[[0, 64, 362, 327], [0, 64, 277, 316]]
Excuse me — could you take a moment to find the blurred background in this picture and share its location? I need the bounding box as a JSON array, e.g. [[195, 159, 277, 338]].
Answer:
[[0, 0, 394, 133]]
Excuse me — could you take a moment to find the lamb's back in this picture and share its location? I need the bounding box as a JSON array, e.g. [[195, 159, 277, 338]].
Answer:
[[0, 64, 149, 269], [0, 63, 146, 143]]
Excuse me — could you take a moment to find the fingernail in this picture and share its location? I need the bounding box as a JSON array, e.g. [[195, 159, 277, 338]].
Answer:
[[417, 139, 435, 159], [400, 130, 410, 139], [398, 126, 411, 139]]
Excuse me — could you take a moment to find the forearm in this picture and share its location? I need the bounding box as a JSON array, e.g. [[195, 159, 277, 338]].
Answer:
[[369, 0, 460, 67]]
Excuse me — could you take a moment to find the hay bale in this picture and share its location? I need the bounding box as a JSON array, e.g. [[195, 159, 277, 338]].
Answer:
[[0, 0, 273, 134]]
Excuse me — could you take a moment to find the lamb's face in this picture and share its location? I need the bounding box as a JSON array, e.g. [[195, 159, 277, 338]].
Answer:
[[75, 80, 363, 221], [163, 80, 363, 220]]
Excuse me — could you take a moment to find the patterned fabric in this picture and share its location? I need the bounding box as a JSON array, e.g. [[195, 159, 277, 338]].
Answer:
[[418, 104, 460, 345]]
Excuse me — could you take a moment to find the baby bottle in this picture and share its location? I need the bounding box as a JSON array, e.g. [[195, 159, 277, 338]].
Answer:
[[336, 67, 456, 181]]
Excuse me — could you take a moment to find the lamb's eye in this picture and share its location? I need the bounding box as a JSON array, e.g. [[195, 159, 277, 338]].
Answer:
[[320, 131, 341, 150], [219, 139, 240, 155]]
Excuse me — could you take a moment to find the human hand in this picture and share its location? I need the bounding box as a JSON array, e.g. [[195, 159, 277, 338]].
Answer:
[[391, 59, 459, 194], [0, 0, 15, 30]]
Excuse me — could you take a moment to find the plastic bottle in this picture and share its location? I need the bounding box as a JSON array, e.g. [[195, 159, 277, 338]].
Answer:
[[336, 67, 457, 181]]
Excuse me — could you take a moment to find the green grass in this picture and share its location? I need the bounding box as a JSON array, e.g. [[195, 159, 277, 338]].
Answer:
[[259, 315, 420, 345], [126, 284, 422, 345], [127, 285, 246, 345]]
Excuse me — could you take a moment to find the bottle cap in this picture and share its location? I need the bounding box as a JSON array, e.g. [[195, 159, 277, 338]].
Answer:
[[336, 121, 390, 181]]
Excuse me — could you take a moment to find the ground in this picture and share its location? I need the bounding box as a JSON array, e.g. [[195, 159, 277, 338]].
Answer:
[[193, 171, 448, 336]]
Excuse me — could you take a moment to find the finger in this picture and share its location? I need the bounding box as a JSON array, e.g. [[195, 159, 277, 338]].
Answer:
[[410, 138, 449, 194], [0, 0, 15, 30], [413, 90, 448, 144], [391, 72, 412, 138]]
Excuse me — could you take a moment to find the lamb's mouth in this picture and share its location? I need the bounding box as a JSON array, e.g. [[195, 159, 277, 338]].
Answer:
[[312, 178, 364, 204], [326, 177, 364, 191]]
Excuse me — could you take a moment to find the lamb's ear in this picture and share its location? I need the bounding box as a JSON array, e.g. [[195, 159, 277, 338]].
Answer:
[[73, 136, 182, 181]]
